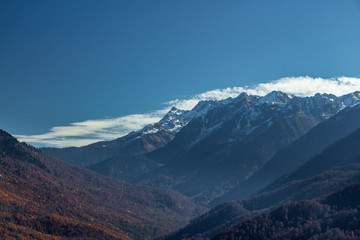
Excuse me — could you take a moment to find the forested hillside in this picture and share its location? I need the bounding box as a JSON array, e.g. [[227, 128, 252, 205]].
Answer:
[[0, 130, 206, 239]]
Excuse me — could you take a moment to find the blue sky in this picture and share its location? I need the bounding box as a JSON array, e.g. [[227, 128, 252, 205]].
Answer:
[[1, 0, 360, 147]]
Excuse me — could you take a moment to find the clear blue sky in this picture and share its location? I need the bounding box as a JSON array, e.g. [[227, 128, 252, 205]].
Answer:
[[1, 0, 360, 137]]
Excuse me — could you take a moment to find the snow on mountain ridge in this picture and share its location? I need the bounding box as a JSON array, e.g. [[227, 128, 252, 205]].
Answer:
[[257, 91, 291, 105], [190, 91, 360, 145], [135, 91, 360, 141], [136, 100, 221, 137], [339, 91, 360, 109]]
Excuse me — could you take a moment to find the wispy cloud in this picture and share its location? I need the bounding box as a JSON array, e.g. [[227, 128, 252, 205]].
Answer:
[[16, 113, 163, 148], [17, 76, 360, 148]]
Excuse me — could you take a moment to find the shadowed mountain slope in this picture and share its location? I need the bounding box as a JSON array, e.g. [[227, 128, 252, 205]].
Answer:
[[212, 104, 360, 205], [161, 163, 360, 240], [161, 124, 360, 239], [213, 181, 360, 240], [263, 120, 360, 193]]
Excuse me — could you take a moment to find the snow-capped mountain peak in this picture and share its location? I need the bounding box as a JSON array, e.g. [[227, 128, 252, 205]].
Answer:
[[339, 91, 360, 108], [257, 91, 291, 105], [136, 100, 221, 137], [159, 107, 187, 124]]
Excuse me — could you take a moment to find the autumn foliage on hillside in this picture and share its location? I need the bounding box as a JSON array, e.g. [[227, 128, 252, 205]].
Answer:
[[213, 182, 360, 240], [0, 130, 205, 240]]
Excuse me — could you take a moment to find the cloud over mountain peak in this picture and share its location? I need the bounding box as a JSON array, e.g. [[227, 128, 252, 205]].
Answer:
[[17, 76, 360, 147]]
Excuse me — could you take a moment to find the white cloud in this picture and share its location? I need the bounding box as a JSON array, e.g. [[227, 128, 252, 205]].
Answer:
[[247, 76, 360, 97], [16, 113, 162, 148], [168, 76, 360, 110], [167, 87, 247, 110], [17, 76, 360, 148]]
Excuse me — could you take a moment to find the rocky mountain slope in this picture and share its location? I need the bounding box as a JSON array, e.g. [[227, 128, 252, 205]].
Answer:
[[212, 103, 360, 205], [91, 91, 360, 204]]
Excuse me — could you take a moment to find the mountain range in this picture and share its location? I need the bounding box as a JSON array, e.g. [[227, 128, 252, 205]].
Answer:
[[44, 91, 360, 204], [162, 106, 360, 239], [9, 90, 360, 239]]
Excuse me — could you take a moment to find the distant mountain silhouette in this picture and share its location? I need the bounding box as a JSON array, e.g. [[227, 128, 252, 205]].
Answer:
[[43, 105, 215, 167]]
